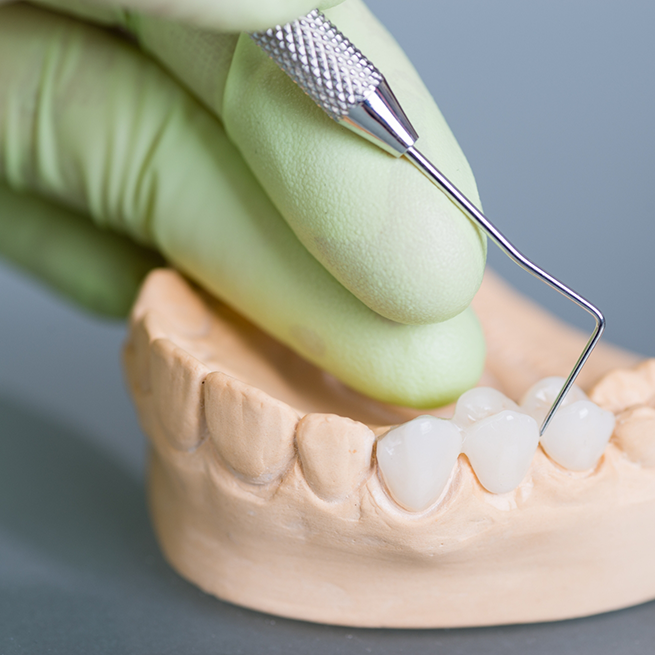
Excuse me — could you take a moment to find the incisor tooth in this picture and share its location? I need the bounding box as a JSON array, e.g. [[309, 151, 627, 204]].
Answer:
[[463, 410, 540, 494], [453, 387, 519, 429], [296, 414, 374, 502], [520, 376, 587, 424], [377, 416, 462, 512], [540, 400, 615, 471]]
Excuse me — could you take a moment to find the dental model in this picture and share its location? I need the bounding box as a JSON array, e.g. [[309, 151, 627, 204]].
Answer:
[[124, 268, 655, 628]]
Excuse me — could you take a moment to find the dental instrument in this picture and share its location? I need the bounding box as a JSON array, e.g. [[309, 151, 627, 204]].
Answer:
[[251, 9, 604, 434]]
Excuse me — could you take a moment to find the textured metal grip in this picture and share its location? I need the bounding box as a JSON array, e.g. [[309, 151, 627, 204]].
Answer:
[[251, 9, 418, 155], [251, 9, 383, 121]]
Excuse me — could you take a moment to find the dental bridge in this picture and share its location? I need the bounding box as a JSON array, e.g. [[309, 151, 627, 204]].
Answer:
[[251, 9, 605, 437], [377, 379, 615, 511]]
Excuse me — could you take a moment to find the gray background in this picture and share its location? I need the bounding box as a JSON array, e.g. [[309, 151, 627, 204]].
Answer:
[[1, 0, 654, 653]]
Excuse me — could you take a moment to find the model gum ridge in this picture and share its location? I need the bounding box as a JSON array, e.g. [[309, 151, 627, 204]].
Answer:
[[124, 268, 655, 628]]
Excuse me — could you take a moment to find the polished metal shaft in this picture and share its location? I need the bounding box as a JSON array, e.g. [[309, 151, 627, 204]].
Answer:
[[404, 148, 605, 434], [252, 9, 605, 434]]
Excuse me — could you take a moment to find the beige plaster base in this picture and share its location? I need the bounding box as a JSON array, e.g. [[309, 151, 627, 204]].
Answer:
[[124, 268, 655, 628]]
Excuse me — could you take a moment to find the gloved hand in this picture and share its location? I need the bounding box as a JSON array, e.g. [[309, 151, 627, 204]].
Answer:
[[0, 0, 487, 408]]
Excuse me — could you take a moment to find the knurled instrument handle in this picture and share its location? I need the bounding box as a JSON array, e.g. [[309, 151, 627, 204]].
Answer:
[[251, 9, 418, 156]]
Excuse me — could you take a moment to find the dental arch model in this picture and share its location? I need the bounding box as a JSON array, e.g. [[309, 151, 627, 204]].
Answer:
[[125, 268, 655, 628]]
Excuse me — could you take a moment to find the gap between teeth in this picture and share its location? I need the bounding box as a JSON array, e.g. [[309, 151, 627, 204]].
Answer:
[[377, 378, 616, 512]]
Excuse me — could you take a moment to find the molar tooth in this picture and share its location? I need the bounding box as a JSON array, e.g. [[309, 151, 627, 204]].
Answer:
[[520, 376, 587, 424], [540, 400, 615, 471], [453, 387, 519, 429], [149, 338, 210, 452], [614, 406, 655, 467], [134, 269, 211, 337], [377, 416, 462, 512], [204, 371, 298, 483], [590, 363, 655, 414], [296, 414, 374, 502], [463, 411, 539, 494], [125, 311, 169, 394]]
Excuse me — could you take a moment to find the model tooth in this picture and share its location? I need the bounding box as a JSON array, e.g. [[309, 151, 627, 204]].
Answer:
[[149, 338, 210, 452], [589, 362, 655, 414], [135, 269, 211, 337], [125, 310, 169, 394], [296, 414, 374, 502], [453, 387, 519, 429], [540, 400, 615, 471], [377, 416, 462, 512], [124, 318, 149, 394], [520, 376, 588, 424], [204, 371, 298, 483], [614, 406, 655, 467], [463, 411, 540, 494]]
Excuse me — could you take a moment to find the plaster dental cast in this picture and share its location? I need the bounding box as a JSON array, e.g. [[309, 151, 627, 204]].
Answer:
[[124, 268, 651, 627], [1, 0, 653, 628]]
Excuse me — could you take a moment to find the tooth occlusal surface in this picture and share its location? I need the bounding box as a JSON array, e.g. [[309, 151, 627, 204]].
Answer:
[[377, 416, 462, 512], [463, 410, 540, 494], [453, 387, 520, 429], [614, 406, 655, 467], [520, 376, 587, 425]]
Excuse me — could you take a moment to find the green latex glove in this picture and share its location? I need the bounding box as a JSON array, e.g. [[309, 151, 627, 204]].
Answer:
[[0, 1, 487, 408]]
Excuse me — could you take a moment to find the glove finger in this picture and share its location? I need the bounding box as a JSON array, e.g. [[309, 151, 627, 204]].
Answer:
[[120, 0, 487, 325], [32, 0, 343, 32], [0, 4, 485, 406], [0, 183, 164, 317], [30, 0, 488, 326]]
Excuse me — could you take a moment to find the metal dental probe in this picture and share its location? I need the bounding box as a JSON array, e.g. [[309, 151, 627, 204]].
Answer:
[[251, 9, 605, 435]]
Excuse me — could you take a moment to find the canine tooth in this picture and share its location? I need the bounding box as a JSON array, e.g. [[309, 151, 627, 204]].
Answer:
[[377, 416, 461, 512], [296, 414, 374, 502], [204, 371, 298, 483], [149, 338, 210, 451], [540, 400, 615, 471], [453, 387, 519, 429], [463, 411, 540, 494], [520, 376, 587, 424]]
